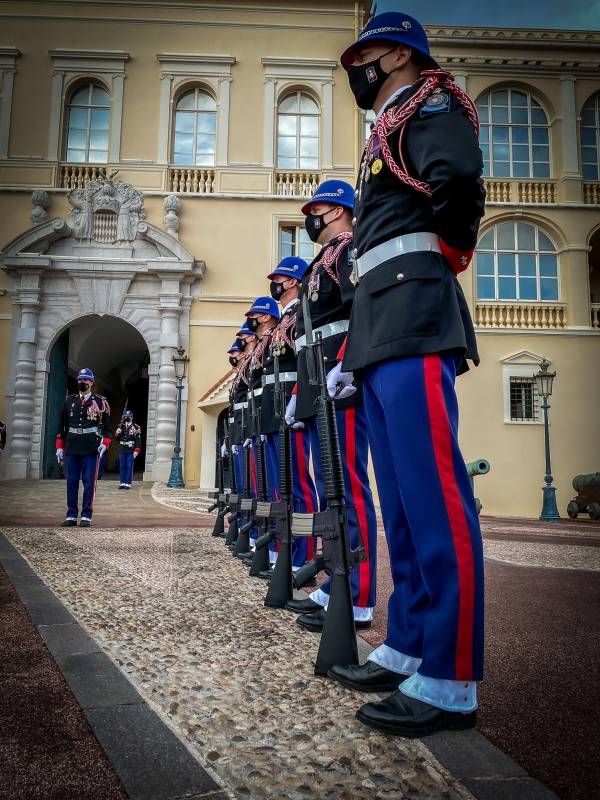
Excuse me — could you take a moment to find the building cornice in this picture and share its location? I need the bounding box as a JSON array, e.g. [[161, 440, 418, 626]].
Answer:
[[48, 48, 130, 62], [438, 56, 600, 78], [426, 26, 600, 49], [157, 53, 236, 66], [261, 57, 338, 70]]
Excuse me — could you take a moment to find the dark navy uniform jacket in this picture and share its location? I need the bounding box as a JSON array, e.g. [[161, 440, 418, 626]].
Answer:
[[295, 234, 363, 421], [342, 84, 485, 375], [116, 422, 141, 452], [56, 393, 112, 457], [230, 357, 251, 445], [247, 331, 272, 438], [260, 302, 298, 435]]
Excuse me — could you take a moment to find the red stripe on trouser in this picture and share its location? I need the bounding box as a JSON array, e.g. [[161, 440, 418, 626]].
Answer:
[[90, 454, 100, 512], [294, 430, 315, 560], [423, 354, 475, 678], [250, 450, 257, 494], [343, 407, 370, 607]]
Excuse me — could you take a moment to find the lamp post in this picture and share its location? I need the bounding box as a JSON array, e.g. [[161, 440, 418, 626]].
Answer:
[[166, 346, 189, 489], [535, 358, 560, 522]]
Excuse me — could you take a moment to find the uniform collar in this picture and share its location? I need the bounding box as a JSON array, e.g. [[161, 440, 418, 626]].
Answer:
[[282, 298, 299, 314], [375, 83, 414, 123], [79, 391, 91, 402]]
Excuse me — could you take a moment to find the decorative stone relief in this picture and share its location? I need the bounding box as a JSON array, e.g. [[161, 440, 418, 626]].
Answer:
[[67, 175, 146, 244], [163, 194, 181, 238], [31, 190, 49, 225]]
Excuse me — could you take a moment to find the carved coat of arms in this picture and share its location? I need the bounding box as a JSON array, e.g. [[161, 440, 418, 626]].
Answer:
[[67, 177, 146, 243]]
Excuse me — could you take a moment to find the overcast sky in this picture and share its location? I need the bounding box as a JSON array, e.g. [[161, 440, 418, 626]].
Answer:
[[372, 0, 600, 30]]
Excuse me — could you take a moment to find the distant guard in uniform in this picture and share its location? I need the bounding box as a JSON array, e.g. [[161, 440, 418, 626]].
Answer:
[[285, 179, 378, 631], [261, 257, 319, 569], [228, 324, 257, 504], [56, 368, 112, 527], [115, 410, 141, 489], [327, 12, 486, 737]]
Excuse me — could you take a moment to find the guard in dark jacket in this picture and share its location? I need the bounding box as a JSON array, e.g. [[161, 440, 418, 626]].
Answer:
[[327, 12, 486, 738], [284, 180, 378, 633], [228, 327, 256, 499], [260, 256, 318, 569], [55, 367, 111, 527], [115, 410, 141, 489]]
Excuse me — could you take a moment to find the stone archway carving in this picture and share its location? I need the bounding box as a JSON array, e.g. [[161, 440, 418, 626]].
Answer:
[[1, 178, 205, 481]]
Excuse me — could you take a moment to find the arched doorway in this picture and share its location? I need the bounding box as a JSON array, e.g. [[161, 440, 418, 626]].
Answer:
[[43, 315, 150, 479]]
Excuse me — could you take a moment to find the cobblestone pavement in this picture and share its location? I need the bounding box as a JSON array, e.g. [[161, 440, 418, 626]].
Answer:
[[2, 524, 473, 800]]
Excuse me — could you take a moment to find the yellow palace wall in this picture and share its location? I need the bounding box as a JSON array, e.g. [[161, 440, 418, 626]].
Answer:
[[1, 2, 599, 517]]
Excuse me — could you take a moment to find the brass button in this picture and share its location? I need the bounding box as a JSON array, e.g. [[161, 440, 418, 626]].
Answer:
[[352, 248, 358, 258], [352, 217, 357, 227], [397, 272, 404, 280]]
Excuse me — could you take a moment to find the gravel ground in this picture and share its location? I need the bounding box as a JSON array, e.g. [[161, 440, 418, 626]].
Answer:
[[0, 567, 127, 800]]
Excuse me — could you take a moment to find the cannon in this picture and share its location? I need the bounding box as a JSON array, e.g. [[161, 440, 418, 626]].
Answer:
[[466, 459, 491, 515], [567, 473, 600, 521]]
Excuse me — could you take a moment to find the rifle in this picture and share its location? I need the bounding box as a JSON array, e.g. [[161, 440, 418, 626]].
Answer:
[[246, 387, 271, 577], [233, 402, 256, 557], [224, 420, 240, 546], [254, 352, 294, 607], [291, 294, 365, 676]]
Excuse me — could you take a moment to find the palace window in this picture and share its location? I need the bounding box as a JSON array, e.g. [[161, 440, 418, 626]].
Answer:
[[477, 89, 550, 179], [279, 224, 317, 262], [476, 222, 559, 302], [509, 376, 539, 422], [65, 83, 111, 163], [580, 92, 600, 180], [172, 88, 217, 167], [277, 91, 320, 170]]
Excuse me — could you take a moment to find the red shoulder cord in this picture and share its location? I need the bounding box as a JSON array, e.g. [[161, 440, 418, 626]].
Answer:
[[372, 70, 480, 198], [271, 309, 296, 352], [309, 231, 353, 289]]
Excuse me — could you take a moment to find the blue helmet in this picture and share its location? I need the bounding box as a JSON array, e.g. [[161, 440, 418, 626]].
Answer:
[[245, 296, 281, 320], [236, 321, 257, 337], [123, 410, 133, 419], [301, 179, 355, 215], [340, 12, 438, 71], [227, 340, 242, 354], [267, 256, 309, 282], [77, 367, 95, 383]]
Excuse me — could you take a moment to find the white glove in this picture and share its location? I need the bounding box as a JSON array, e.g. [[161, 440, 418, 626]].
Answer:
[[98, 444, 107, 458], [133, 452, 138, 459], [56, 448, 63, 463], [285, 394, 305, 430], [243, 438, 252, 448], [326, 361, 357, 400], [116, 427, 122, 436], [260, 434, 267, 442], [232, 444, 239, 455], [221, 442, 228, 457]]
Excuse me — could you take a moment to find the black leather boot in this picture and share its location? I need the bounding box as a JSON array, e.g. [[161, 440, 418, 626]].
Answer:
[[328, 661, 408, 692], [356, 690, 477, 737], [285, 597, 322, 614], [296, 608, 371, 632]]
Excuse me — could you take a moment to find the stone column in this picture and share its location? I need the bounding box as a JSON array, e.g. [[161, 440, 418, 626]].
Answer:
[[559, 76, 583, 203], [563, 246, 592, 328], [6, 273, 42, 479], [153, 285, 182, 480]]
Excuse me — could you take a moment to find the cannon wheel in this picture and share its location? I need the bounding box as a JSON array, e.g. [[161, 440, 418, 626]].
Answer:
[[589, 503, 600, 521], [567, 501, 579, 519]]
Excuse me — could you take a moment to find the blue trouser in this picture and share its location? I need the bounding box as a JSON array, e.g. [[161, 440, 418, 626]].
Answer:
[[362, 354, 484, 681], [119, 450, 135, 484], [65, 453, 99, 519], [264, 430, 318, 568], [232, 444, 243, 494], [307, 405, 378, 612]]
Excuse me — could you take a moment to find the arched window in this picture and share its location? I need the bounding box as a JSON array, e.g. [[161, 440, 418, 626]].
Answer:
[[476, 89, 550, 179], [277, 91, 319, 170], [172, 88, 217, 166], [65, 83, 111, 163], [476, 222, 559, 302], [580, 93, 600, 180]]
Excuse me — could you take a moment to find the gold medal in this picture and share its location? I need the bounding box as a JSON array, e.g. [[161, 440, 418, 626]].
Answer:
[[371, 158, 383, 175]]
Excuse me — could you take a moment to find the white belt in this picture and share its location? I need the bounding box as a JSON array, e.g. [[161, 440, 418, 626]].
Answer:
[[69, 426, 99, 435], [233, 401, 248, 411], [263, 371, 297, 386], [356, 232, 441, 278], [295, 320, 349, 351], [249, 387, 263, 397]]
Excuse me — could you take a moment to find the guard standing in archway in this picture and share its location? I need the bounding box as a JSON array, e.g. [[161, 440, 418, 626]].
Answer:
[[115, 410, 141, 489], [55, 368, 112, 527]]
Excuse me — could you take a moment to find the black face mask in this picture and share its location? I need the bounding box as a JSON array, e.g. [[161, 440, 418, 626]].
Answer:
[[229, 356, 238, 367], [247, 317, 260, 332], [270, 281, 286, 301], [305, 209, 336, 243], [78, 382, 89, 393], [347, 48, 397, 110], [235, 337, 247, 351]]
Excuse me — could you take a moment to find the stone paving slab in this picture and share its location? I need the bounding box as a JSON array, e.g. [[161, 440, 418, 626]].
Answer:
[[55, 651, 144, 709], [2, 525, 475, 800], [39, 621, 102, 657]]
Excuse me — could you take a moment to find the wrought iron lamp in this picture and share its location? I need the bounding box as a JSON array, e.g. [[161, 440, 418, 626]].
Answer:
[[166, 346, 189, 489], [534, 358, 560, 522]]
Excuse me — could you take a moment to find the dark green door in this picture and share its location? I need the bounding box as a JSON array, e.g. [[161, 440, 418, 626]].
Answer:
[[43, 328, 69, 478]]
